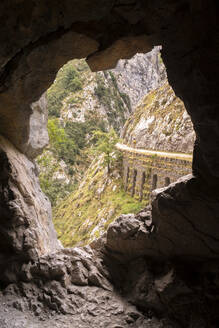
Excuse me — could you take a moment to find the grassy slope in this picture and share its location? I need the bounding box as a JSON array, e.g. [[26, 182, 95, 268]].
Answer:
[[53, 156, 144, 247], [122, 82, 187, 144], [37, 59, 131, 207]]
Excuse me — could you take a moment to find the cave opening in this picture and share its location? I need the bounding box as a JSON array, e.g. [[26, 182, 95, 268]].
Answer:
[[37, 49, 166, 248], [36, 46, 194, 249]]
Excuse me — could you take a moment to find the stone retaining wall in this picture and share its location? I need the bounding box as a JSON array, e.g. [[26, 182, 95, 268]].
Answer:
[[121, 149, 192, 201]]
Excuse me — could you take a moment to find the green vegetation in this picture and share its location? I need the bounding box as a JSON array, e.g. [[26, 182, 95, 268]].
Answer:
[[92, 128, 120, 173], [37, 114, 106, 206], [53, 156, 144, 247], [47, 61, 83, 117], [37, 151, 76, 206], [94, 72, 130, 130], [38, 58, 132, 208], [47, 118, 77, 165], [37, 58, 137, 245]]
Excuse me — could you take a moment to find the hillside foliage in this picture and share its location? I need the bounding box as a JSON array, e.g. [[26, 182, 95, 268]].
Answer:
[[37, 58, 145, 246], [47, 62, 83, 117], [53, 154, 144, 247]]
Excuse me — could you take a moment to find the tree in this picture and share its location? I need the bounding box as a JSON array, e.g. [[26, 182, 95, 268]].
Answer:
[[47, 118, 77, 165], [92, 128, 119, 174]]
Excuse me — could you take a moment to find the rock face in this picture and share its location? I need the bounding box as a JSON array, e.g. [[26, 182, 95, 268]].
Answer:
[[106, 175, 219, 261], [0, 135, 60, 284], [112, 47, 166, 108], [122, 82, 195, 153], [58, 60, 131, 133], [22, 93, 49, 159], [0, 247, 167, 328], [1, 177, 219, 327], [0, 32, 98, 155]]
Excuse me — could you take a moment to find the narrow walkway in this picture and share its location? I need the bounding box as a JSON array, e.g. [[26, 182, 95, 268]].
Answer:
[[116, 143, 193, 162]]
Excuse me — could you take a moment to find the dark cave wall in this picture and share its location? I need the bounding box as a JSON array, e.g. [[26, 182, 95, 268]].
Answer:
[[0, 0, 218, 282], [0, 2, 219, 326]]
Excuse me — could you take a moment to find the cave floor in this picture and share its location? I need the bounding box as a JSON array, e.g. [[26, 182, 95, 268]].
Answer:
[[0, 294, 167, 328]]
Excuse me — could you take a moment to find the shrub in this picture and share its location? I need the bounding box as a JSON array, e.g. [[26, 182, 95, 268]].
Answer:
[[92, 128, 120, 173]]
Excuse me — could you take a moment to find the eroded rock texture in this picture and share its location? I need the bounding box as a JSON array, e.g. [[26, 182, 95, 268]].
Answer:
[[0, 0, 219, 327], [0, 247, 169, 328], [1, 177, 219, 327], [112, 47, 166, 108], [122, 82, 195, 153], [23, 93, 49, 159], [106, 175, 219, 261], [0, 134, 60, 284]]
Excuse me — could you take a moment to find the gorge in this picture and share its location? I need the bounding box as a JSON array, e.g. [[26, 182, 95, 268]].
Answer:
[[0, 1, 219, 327]]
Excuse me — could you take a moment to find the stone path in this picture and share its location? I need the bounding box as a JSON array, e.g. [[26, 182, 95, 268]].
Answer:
[[116, 143, 192, 162]]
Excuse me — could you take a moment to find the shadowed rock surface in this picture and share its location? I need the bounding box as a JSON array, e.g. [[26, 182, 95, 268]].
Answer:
[[1, 177, 219, 326], [0, 0, 219, 327], [106, 175, 219, 261], [23, 93, 49, 159], [0, 134, 60, 282]]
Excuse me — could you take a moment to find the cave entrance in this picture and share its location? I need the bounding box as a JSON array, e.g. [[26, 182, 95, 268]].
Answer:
[[37, 49, 164, 248], [36, 46, 193, 249]]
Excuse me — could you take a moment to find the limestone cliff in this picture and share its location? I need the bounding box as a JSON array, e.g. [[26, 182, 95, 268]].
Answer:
[[112, 46, 166, 108], [56, 59, 131, 133], [122, 82, 195, 154]]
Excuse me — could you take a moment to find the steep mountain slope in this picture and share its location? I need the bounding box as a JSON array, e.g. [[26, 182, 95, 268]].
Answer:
[[37, 59, 132, 206], [54, 81, 194, 248], [53, 154, 143, 247], [48, 59, 131, 132], [37, 50, 166, 207], [122, 81, 195, 153], [112, 46, 166, 108]]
